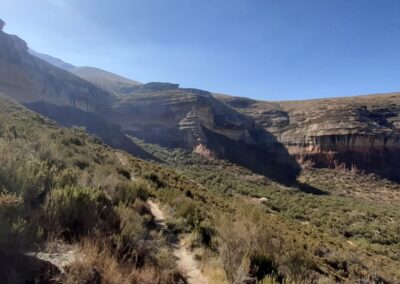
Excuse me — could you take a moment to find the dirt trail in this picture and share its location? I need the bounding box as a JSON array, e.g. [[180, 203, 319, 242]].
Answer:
[[147, 200, 208, 284], [117, 153, 208, 283]]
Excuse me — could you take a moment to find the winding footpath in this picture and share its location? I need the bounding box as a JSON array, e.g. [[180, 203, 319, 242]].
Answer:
[[117, 153, 208, 283], [147, 200, 208, 284]]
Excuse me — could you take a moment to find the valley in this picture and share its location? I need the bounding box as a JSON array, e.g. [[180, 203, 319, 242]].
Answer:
[[0, 17, 399, 284]]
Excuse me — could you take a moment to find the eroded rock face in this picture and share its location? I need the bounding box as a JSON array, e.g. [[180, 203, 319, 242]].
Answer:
[[106, 88, 300, 182], [0, 21, 114, 112], [219, 94, 400, 181]]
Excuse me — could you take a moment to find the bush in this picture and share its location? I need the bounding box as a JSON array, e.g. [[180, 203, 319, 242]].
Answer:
[[0, 151, 56, 208], [113, 179, 150, 205], [43, 186, 111, 239], [73, 158, 90, 170], [0, 193, 38, 251], [54, 168, 79, 188], [113, 204, 149, 265], [174, 198, 204, 230], [144, 173, 165, 189]]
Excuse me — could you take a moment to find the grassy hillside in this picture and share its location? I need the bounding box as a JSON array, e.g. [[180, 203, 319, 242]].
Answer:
[[0, 95, 185, 283], [132, 137, 400, 283]]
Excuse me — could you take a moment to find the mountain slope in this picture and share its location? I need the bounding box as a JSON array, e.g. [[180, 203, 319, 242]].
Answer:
[[28, 49, 75, 70], [29, 50, 142, 96], [0, 27, 115, 111], [69, 66, 141, 96], [0, 23, 152, 159]]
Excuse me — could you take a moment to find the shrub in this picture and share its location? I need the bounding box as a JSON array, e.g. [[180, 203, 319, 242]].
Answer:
[[64, 240, 184, 284], [113, 179, 150, 205], [73, 158, 90, 170], [174, 197, 204, 230], [54, 168, 79, 188], [0, 151, 56, 208], [43, 186, 110, 239], [0, 193, 35, 253], [144, 173, 166, 189], [113, 204, 150, 265]]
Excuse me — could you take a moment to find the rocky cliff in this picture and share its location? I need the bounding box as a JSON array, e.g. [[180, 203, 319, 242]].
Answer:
[[218, 94, 400, 181], [0, 20, 155, 159], [2, 18, 398, 182], [0, 20, 299, 182], [0, 22, 115, 112], [106, 85, 300, 181]]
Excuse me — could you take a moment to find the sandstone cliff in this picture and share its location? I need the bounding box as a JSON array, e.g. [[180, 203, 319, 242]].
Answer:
[[0, 20, 299, 182], [106, 85, 300, 181], [218, 94, 400, 181], [0, 22, 114, 112]]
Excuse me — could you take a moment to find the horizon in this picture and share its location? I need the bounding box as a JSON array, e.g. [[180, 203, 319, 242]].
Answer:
[[2, 0, 400, 100]]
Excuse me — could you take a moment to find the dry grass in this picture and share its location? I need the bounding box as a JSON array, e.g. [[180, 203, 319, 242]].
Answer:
[[62, 241, 183, 284]]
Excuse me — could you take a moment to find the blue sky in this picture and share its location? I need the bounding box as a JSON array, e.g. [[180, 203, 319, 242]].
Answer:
[[1, 0, 400, 100]]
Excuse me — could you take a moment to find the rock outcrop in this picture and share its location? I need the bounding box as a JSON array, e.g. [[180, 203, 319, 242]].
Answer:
[[0, 19, 299, 182], [0, 25, 114, 112], [3, 18, 397, 182], [218, 94, 400, 181], [106, 87, 300, 182]]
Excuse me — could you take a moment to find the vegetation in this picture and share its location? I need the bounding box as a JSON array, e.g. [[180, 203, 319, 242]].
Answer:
[[134, 136, 400, 282], [0, 97, 399, 283], [0, 98, 182, 283]]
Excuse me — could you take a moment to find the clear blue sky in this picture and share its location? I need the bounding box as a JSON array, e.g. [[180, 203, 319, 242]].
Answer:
[[1, 0, 400, 100]]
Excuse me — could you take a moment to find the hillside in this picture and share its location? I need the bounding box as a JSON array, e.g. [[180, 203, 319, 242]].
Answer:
[[29, 50, 142, 96], [1, 94, 399, 283]]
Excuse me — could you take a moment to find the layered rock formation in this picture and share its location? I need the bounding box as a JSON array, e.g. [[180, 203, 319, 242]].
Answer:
[[218, 94, 400, 181], [2, 18, 398, 182], [0, 20, 299, 182], [106, 86, 300, 181], [0, 21, 155, 158], [0, 24, 114, 112]]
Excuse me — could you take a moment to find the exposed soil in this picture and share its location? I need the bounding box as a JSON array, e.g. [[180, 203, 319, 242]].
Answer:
[[147, 200, 208, 284]]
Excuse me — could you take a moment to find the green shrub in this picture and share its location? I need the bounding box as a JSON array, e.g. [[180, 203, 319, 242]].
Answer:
[[73, 157, 90, 170], [144, 173, 166, 189], [0, 153, 56, 208], [54, 168, 79, 188], [113, 204, 149, 265], [113, 179, 150, 205], [0, 193, 34, 251], [43, 186, 110, 239], [174, 198, 204, 230]]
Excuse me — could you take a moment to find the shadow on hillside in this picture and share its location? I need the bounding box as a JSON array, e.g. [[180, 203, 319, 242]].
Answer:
[[0, 252, 61, 283], [26, 102, 159, 161], [201, 126, 303, 186], [295, 182, 329, 195]]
